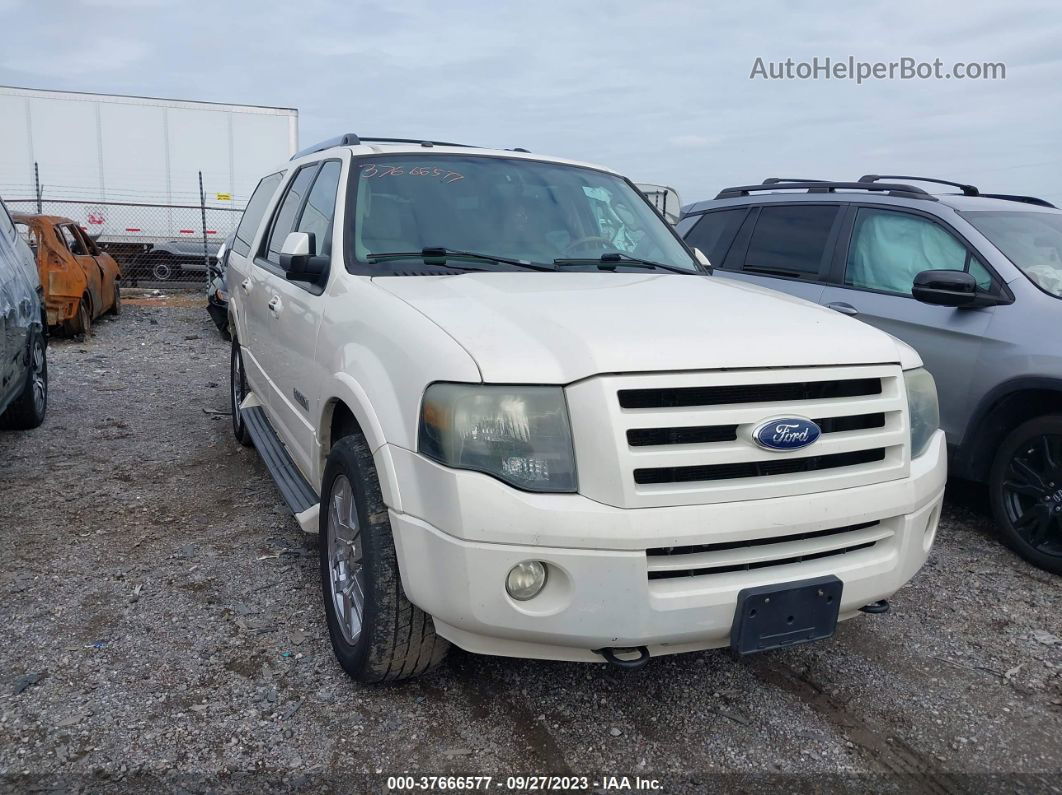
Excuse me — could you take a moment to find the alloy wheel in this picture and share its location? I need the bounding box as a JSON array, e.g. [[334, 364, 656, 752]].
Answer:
[[1001, 433, 1062, 556], [231, 348, 244, 430], [30, 341, 46, 416], [327, 474, 365, 645]]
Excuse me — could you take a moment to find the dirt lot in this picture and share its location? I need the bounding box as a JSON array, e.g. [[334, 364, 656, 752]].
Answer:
[[1, 295, 1060, 791]]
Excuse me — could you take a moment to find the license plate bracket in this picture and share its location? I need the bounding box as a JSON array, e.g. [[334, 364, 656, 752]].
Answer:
[[730, 575, 842, 655]]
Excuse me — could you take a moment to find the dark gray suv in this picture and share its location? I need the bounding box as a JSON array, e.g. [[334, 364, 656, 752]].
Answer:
[[680, 176, 1062, 574], [0, 194, 47, 430]]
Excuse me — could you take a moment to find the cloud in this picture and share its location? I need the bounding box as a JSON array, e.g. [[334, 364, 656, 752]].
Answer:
[[669, 135, 724, 149], [0, 0, 1057, 204], [0, 36, 148, 77]]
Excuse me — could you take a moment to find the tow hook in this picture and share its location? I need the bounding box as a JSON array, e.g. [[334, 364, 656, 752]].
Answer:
[[595, 646, 651, 670], [859, 599, 890, 614]]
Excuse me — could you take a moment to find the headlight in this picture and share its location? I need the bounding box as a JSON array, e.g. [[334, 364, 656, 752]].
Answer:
[[419, 383, 577, 492], [904, 367, 939, 458]]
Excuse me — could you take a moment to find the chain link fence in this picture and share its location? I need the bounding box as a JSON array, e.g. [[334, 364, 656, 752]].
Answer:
[[4, 167, 245, 288]]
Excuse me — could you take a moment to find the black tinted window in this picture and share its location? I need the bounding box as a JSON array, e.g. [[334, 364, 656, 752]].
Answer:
[[266, 166, 318, 265], [232, 172, 283, 257], [743, 205, 839, 278], [684, 209, 746, 269]]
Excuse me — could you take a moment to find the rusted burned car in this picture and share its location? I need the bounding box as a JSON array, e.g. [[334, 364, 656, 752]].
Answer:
[[14, 214, 121, 335]]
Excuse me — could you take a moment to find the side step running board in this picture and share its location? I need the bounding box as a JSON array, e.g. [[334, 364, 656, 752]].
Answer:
[[242, 405, 319, 516]]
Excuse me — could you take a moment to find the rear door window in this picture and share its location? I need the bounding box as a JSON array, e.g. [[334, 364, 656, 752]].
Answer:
[[73, 225, 99, 256], [741, 205, 840, 279], [232, 171, 284, 257], [59, 225, 87, 255], [682, 209, 747, 269]]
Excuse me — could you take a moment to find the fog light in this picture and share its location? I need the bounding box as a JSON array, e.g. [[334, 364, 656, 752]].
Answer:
[[506, 561, 547, 601]]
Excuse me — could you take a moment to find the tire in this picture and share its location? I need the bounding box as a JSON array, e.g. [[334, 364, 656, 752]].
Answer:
[[989, 415, 1062, 575], [65, 297, 91, 337], [230, 339, 253, 447], [152, 256, 178, 282], [0, 332, 47, 430], [108, 282, 121, 316], [320, 433, 450, 682]]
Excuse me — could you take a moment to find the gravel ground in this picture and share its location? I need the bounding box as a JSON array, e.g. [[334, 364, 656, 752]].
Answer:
[[0, 295, 1060, 792]]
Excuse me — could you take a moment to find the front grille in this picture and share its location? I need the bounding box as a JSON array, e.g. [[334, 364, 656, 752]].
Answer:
[[627, 425, 738, 447], [619, 378, 881, 409], [646, 521, 890, 579], [626, 412, 885, 448], [564, 364, 908, 508], [634, 448, 885, 484]]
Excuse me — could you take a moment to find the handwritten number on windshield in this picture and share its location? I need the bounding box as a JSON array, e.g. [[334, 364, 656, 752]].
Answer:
[[360, 163, 464, 183]]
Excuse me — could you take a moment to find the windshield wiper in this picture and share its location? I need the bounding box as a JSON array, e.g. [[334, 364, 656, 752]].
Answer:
[[553, 252, 696, 274], [367, 247, 555, 271]]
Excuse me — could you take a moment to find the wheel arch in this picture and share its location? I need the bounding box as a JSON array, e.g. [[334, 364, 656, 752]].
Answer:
[[957, 377, 1062, 481], [318, 373, 400, 511]]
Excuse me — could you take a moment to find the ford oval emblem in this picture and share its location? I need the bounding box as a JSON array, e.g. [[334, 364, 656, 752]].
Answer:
[[752, 417, 821, 451]]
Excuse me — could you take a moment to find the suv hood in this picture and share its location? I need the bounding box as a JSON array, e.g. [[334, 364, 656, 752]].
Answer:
[[373, 272, 910, 383]]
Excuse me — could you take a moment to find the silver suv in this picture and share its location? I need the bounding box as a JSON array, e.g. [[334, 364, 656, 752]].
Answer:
[[680, 176, 1062, 574]]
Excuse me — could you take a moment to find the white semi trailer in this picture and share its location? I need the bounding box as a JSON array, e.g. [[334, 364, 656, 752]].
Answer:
[[0, 86, 297, 273]]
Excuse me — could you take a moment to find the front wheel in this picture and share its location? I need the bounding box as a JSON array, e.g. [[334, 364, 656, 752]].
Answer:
[[230, 339, 253, 447], [320, 433, 450, 682], [989, 415, 1062, 575]]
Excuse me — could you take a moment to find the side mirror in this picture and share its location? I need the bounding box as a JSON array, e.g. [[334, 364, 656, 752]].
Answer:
[[912, 270, 985, 308], [693, 247, 712, 269], [280, 231, 328, 284]]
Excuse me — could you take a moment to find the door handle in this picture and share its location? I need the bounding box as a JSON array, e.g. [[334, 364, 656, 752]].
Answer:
[[241, 278, 252, 292], [826, 302, 859, 316], [267, 295, 282, 316]]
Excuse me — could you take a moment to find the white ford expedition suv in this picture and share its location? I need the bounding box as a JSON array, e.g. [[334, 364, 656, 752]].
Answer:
[[226, 134, 946, 682]]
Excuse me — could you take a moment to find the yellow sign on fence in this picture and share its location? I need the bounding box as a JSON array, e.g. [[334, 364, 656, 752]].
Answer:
[[215, 193, 232, 201]]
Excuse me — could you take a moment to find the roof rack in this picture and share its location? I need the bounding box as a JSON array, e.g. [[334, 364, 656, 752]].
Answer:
[[359, 136, 477, 148], [980, 193, 1057, 209], [858, 174, 979, 196], [715, 181, 936, 201], [291, 134, 533, 161], [291, 133, 361, 160], [761, 177, 831, 184]]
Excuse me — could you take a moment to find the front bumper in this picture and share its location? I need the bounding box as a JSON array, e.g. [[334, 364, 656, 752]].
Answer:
[[384, 431, 946, 662]]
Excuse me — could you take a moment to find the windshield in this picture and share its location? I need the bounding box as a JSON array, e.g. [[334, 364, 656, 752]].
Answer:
[[347, 155, 698, 273], [961, 210, 1062, 298]]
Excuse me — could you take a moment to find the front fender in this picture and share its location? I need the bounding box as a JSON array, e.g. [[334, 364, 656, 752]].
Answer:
[[318, 373, 399, 510]]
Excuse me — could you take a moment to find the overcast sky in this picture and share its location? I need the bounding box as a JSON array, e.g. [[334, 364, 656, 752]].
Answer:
[[1, 0, 1059, 204]]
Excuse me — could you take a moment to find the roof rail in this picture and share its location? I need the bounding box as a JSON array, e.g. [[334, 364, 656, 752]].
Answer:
[[762, 177, 831, 184], [859, 174, 979, 196], [980, 193, 1057, 209], [715, 181, 936, 201], [291, 133, 361, 160], [359, 136, 477, 148]]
